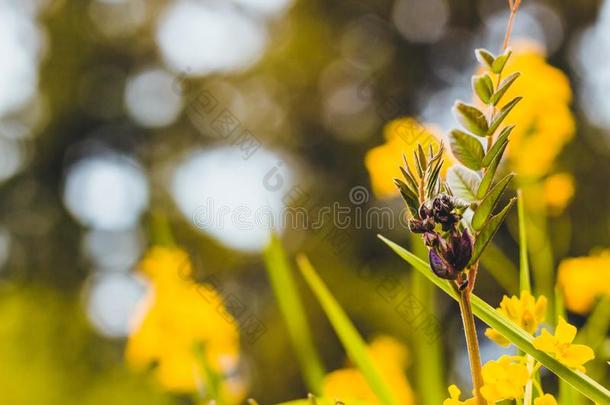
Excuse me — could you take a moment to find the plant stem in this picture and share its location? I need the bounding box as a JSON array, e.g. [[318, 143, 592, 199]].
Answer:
[[458, 287, 485, 405]]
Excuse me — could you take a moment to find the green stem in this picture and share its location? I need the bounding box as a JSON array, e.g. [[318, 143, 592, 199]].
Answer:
[[458, 287, 485, 404]]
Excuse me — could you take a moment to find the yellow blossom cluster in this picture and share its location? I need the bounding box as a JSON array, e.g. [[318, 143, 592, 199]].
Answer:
[[485, 291, 547, 346], [533, 317, 595, 372], [558, 250, 610, 314], [445, 355, 561, 404], [444, 355, 529, 404], [322, 336, 414, 404], [125, 246, 245, 403], [486, 293, 595, 372], [480, 355, 529, 402]]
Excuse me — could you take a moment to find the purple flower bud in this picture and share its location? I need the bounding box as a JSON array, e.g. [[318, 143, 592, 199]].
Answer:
[[419, 202, 432, 219], [423, 231, 439, 248], [429, 249, 457, 280], [448, 228, 473, 271], [408, 219, 426, 233]]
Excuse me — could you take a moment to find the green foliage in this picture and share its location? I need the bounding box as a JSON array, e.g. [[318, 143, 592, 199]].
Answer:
[[469, 198, 516, 265], [477, 141, 508, 199], [264, 235, 325, 394], [475, 49, 495, 69], [491, 49, 513, 74], [396, 144, 446, 213], [517, 190, 531, 292], [490, 72, 520, 105], [472, 74, 494, 104], [452, 102, 489, 137], [446, 166, 481, 201], [449, 130, 485, 170], [296, 255, 400, 405], [482, 125, 513, 167], [487, 96, 522, 135], [472, 173, 514, 231]]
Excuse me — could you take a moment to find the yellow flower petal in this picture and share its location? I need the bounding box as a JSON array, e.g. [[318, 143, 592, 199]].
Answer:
[[448, 384, 461, 399], [486, 292, 547, 345], [532, 329, 557, 353], [533, 318, 595, 372], [561, 344, 595, 371], [534, 394, 558, 405], [555, 317, 577, 344]]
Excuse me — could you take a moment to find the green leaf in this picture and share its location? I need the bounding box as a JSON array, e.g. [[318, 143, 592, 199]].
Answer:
[[472, 74, 494, 104], [378, 235, 610, 405], [453, 102, 489, 137], [487, 97, 522, 136], [410, 236, 447, 405], [446, 166, 481, 202], [490, 72, 520, 105], [482, 125, 513, 167], [264, 236, 325, 394], [477, 141, 508, 199], [475, 48, 495, 69], [517, 190, 531, 292], [394, 178, 419, 217], [470, 198, 516, 265], [491, 49, 513, 74], [399, 160, 418, 194], [472, 173, 514, 231], [296, 255, 399, 405], [449, 130, 485, 170]]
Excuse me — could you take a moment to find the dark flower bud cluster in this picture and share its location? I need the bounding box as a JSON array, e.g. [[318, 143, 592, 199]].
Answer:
[[408, 193, 473, 280]]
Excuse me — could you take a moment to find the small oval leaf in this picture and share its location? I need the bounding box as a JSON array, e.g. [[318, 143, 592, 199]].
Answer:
[[490, 72, 520, 105], [472, 173, 515, 231], [473, 74, 494, 104], [491, 49, 513, 74], [469, 197, 517, 264], [477, 141, 508, 199], [453, 102, 489, 137], [475, 48, 496, 69], [447, 166, 481, 202], [488, 97, 522, 136], [482, 125, 513, 167], [449, 130, 485, 170]]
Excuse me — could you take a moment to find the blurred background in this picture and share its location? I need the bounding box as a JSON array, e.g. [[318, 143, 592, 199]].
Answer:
[[0, 0, 608, 403]]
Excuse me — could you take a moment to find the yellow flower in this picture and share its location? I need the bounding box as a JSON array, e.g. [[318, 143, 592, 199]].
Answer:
[[534, 394, 558, 405], [480, 355, 530, 402], [126, 246, 245, 402], [322, 336, 414, 404], [443, 385, 477, 405], [558, 250, 610, 314], [498, 43, 575, 179], [532, 317, 595, 372], [364, 117, 450, 199], [543, 173, 575, 216], [485, 291, 547, 346]]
